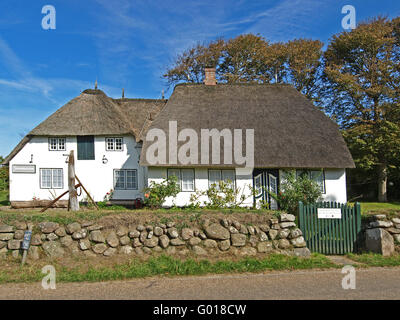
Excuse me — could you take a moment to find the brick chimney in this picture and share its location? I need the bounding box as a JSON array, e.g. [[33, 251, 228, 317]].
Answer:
[[204, 67, 216, 86]]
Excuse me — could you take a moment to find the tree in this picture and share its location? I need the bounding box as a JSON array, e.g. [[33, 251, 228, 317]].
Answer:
[[0, 156, 8, 191], [323, 17, 400, 202]]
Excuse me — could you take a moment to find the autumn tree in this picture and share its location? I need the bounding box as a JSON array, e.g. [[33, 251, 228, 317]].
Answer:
[[323, 17, 400, 202]]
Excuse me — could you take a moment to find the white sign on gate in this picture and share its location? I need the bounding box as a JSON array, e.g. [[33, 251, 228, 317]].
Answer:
[[317, 208, 342, 219]]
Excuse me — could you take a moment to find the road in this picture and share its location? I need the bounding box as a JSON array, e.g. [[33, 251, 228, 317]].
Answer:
[[0, 267, 399, 300]]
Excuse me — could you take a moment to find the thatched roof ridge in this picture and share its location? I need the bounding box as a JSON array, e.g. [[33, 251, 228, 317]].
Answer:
[[140, 83, 355, 169]]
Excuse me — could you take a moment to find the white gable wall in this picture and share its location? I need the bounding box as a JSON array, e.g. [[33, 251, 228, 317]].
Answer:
[[9, 135, 145, 202]]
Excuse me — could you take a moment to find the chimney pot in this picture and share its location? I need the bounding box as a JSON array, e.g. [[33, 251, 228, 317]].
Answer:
[[204, 68, 216, 86]]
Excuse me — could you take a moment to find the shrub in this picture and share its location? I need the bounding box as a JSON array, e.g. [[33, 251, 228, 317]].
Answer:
[[143, 176, 180, 209], [269, 170, 322, 215]]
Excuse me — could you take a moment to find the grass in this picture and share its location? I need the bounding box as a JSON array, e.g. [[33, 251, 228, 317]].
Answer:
[[347, 253, 400, 267], [0, 190, 9, 206], [358, 202, 400, 215], [0, 253, 337, 284]]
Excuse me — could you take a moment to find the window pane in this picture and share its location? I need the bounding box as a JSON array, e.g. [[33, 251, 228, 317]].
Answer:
[[52, 169, 63, 189], [126, 170, 137, 189], [40, 169, 52, 188], [181, 169, 194, 191], [115, 138, 123, 150], [254, 174, 262, 197], [114, 170, 125, 189], [311, 170, 324, 193], [58, 138, 66, 151], [168, 169, 181, 189], [49, 138, 57, 151], [222, 170, 235, 187], [209, 170, 221, 188], [106, 138, 114, 151]]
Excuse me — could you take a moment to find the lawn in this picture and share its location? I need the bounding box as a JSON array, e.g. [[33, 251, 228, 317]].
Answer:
[[347, 253, 400, 267], [358, 202, 400, 215]]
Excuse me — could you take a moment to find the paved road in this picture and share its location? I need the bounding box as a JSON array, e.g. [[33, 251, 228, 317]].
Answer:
[[0, 267, 399, 300]]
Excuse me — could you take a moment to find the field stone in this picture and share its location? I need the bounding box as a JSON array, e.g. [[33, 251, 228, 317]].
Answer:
[[153, 246, 163, 253], [278, 229, 290, 239], [42, 241, 65, 258], [103, 247, 117, 257], [87, 224, 103, 231], [47, 233, 58, 241], [278, 239, 291, 249], [11, 250, 20, 259], [259, 224, 270, 232], [280, 222, 296, 229], [395, 224, 400, 229], [218, 239, 230, 251], [257, 242, 273, 253], [81, 221, 95, 228], [279, 214, 296, 222], [170, 238, 185, 246], [388, 228, 400, 234], [154, 227, 163, 236], [120, 236, 131, 246], [232, 221, 241, 229], [394, 234, 400, 243], [229, 226, 239, 234], [147, 231, 154, 239], [365, 228, 394, 256], [259, 231, 268, 242], [0, 233, 14, 241], [0, 225, 14, 233], [166, 221, 175, 228], [129, 230, 140, 238], [239, 247, 257, 256], [0, 241, 6, 249], [72, 229, 87, 240], [239, 225, 248, 234], [292, 247, 311, 257], [221, 218, 229, 228], [369, 221, 393, 228], [79, 239, 91, 251], [134, 247, 144, 255], [120, 245, 133, 255], [374, 214, 387, 220], [116, 226, 128, 237], [139, 231, 148, 243], [248, 226, 255, 235], [54, 227, 66, 237], [248, 235, 258, 247], [205, 223, 230, 240], [199, 232, 207, 240], [392, 218, 400, 224], [142, 247, 152, 254], [268, 229, 278, 240], [14, 230, 24, 240], [133, 238, 142, 248], [65, 222, 81, 234], [38, 222, 59, 234], [271, 224, 281, 230], [181, 228, 194, 240], [270, 218, 279, 224], [165, 246, 176, 255], [192, 246, 207, 255], [0, 248, 7, 259], [28, 246, 40, 260], [290, 236, 306, 248], [136, 225, 145, 232], [289, 228, 303, 239], [14, 222, 27, 230], [106, 231, 120, 248], [84, 251, 97, 258], [144, 237, 159, 248], [145, 225, 153, 231], [40, 234, 47, 241], [231, 234, 246, 247], [189, 237, 201, 246], [92, 243, 108, 254], [167, 228, 179, 239], [59, 235, 73, 247], [89, 230, 105, 243], [159, 235, 170, 248], [203, 239, 218, 248], [8, 239, 21, 250]]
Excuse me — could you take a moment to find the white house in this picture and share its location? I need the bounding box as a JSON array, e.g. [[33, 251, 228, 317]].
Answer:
[[3, 69, 355, 208]]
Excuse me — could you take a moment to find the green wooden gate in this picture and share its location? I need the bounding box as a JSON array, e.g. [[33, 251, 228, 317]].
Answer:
[[298, 202, 361, 255]]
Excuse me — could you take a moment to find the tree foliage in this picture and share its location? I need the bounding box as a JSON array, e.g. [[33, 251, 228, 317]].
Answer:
[[0, 156, 8, 191]]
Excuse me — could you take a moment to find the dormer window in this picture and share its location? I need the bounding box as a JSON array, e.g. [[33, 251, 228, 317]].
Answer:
[[49, 138, 66, 151], [106, 137, 123, 151]]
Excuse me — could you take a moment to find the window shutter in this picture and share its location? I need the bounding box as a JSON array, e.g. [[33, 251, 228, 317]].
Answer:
[[77, 136, 95, 160]]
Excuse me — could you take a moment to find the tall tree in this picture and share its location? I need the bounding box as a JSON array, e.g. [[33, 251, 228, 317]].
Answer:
[[323, 17, 400, 202]]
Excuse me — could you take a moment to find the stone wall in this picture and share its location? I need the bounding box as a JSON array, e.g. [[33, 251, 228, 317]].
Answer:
[[0, 213, 310, 261], [364, 214, 400, 256]]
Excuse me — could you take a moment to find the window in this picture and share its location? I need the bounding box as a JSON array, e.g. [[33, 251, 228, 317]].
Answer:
[[77, 136, 95, 160], [40, 168, 63, 189], [208, 169, 236, 188], [48, 138, 66, 151], [296, 169, 325, 194], [167, 168, 195, 192], [254, 174, 263, 197], [106, 137, 123, 151], [114, 169, 138, 190]]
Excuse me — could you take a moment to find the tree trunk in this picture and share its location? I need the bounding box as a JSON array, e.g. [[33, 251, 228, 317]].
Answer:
[[68, 151, 80, 211], [377, 163, 388, 202]]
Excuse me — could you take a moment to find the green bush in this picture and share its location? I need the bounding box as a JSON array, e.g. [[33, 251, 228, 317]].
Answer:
[[143, 176, 180, 209], [269, 170, 322, 215], [0, 156, 8, 191]]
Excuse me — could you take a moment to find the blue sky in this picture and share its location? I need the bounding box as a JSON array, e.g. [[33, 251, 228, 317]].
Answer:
[[0, 0, 399, 157]]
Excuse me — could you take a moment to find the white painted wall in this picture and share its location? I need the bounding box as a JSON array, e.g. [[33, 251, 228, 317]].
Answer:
[[147, 167, 254, 207], [9, 135, 145, 202]]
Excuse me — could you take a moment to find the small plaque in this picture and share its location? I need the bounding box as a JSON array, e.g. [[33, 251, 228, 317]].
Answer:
[[21, 231, 32, 250], [317, 208, 342, 219], [12, 164, 36, 174]]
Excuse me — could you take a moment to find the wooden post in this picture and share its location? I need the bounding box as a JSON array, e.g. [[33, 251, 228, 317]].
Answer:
[[68, 150, 79, 211]]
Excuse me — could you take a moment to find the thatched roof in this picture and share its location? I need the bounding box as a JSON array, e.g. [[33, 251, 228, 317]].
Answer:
[[140, 83, 355, 169], [4, 89, 166, 164]]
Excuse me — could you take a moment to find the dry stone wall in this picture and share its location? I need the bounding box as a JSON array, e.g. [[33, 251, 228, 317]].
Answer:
[[0, 213, 310, 261]]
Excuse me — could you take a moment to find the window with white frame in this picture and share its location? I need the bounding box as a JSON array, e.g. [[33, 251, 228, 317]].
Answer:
[[106, 137, 123, 151], [40, 168, 63, 189], [114, 169, 138, 190], [48, 138, 66, 151], [167, 168, 195, 192], [296, 170, 325, 194], [208, 169, 236, 188]]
